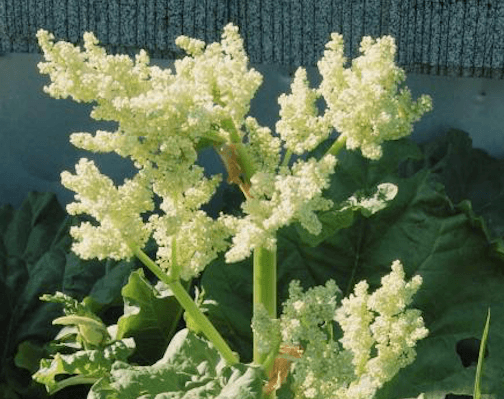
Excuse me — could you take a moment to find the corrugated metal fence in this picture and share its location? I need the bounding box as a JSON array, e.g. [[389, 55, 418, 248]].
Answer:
[[0, 0, 503, 78]]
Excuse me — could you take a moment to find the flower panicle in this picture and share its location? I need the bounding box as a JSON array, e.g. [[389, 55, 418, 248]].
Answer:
[[254, 260, 428, 399], [37, 24, 432, 282]]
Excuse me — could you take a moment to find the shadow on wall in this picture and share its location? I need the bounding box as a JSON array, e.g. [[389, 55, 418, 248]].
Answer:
[[1, 53, 504, 209]]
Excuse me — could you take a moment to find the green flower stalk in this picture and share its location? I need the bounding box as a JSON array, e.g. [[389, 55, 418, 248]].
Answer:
[[36, 22, 432, 398], [130, 245, 239, 366], [253, 245, 277, 366]]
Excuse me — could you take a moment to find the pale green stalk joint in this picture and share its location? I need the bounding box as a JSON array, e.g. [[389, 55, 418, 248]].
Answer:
[[326, 134, 347, 157], [234, 141, 257, 181]]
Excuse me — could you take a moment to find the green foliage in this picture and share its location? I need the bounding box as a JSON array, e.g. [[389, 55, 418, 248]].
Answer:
[[29, 268, 192, 395], [401, 128, 504, 259], [6, 129, 504, 398], [116, 269, 186, 364], [30, 292, 135, 394], [87, 329, 265, 399], [0, 192, 73, 398], [40, 292, 110, 348], [201, 131, 504, 398], [33, 340, 135, 395], [0, 192, 148, 398]]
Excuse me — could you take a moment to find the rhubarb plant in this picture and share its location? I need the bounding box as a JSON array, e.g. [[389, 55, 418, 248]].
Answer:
[[32, 23, 432, 398]]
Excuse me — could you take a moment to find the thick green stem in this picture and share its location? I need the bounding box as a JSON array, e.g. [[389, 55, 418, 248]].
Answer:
[[253, 245, 277, 365], [253, 245, 277, 399], [49, 376, 98, 395], [131, 247, 239, 365]]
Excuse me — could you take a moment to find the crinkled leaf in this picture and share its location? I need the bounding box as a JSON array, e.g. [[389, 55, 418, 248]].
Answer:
[[0, 193, 71, 396], [33, 338, 135, 394], [89, 329, 265, 399], [63, 251, 137, 307], [14, 340, 46, 375], [0, 192, 141, 397], [401, 128, 504, 259], [201, 257, 255, 362], [202, 136, 504, 398], [116, 269, 185, 365]]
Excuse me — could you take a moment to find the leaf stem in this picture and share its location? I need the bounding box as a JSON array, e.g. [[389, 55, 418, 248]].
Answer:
[[48, 376, 98, 395], [131, 246, 239, 365], [474, 308, 491, 399], [281, 149, 293, 168]]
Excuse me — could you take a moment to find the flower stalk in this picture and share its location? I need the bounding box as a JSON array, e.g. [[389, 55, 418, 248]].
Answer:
[[253, 245, 277, 366], [131, 246, 239, 366]]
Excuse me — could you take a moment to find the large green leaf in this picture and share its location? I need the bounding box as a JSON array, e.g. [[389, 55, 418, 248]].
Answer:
[[33, 339, 135, 395], [89, 328, 265, 399], [0, 192, 141, 398], [116, 269, 185, 365], [201, 135, 504, 398], [402, 128, 504, 258], [0, 193, 70, 398]]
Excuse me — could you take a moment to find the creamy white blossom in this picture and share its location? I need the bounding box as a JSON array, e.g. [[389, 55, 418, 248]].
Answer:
[[253, 261, 427, 399], [316, 33, 432, 160], [220, 154, 337, 263], [276, 68, 333, 155], [333, 260, 428, 397], [37, 24, 431, 285], [60, 158, 153, 260], [37, 24, 264, 278]]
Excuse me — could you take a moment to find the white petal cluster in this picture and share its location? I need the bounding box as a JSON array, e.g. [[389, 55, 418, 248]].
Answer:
[[276, 68, 333, 155], [37, 24, 262, 173], [332, 260, 428, 398], [267, 261, 427, 399], [37, 24, 432, 283], [220, 154, 336, 263], [36, 24, 265, 279], [315, 33, 432, 160], [60, 158, 153, 260]]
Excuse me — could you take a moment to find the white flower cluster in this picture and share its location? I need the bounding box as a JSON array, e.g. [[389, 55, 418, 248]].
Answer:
[[277, 33, 432, 160], [276, 68, 333, 155], [37, 25, 262, 278], [60, 158, 153, 260], [220, 154, 336, 262], [37, 23, 431, 277], [257, 260, 428, 399], [335, 260, 428, 388]]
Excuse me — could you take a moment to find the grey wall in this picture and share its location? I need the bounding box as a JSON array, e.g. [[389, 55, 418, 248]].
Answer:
[[1, 0, 503, 78], [1, 52, 504, 209]]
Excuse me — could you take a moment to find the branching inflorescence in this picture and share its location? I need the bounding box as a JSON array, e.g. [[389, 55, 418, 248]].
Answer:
[[36, 23, 432, 398]]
